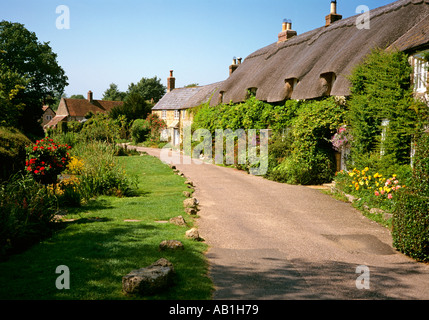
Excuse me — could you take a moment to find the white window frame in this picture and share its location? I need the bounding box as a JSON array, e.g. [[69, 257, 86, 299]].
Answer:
[[162, 110, 167, 120], [413, 54, 428, 93], [174, 110, 180, 120]]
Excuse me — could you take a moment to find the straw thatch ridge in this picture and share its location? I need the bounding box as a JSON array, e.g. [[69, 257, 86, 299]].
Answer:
[[210, 0, 429, 106]]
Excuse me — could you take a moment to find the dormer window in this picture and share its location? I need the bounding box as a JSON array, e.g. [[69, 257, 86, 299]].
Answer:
[[320, 72, 336, 96], [246, 87, 258, 99], [218, 91, 224, 105], [284, 78, 299, 99]]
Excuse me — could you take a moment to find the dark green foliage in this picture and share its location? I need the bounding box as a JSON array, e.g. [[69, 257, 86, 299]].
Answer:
[[393, 132, 429, 262], [0, 173, 58, 258], [192, 96, 345, 185], [110, 92, 152, 123], [102, 83, 126, 101], [0, 127, 31, 181], [270, 98, 345, 185], [0, 21, 68, 136], [347, 49, 422, 167], [127, 76, 166, 103], [130, 119, 151, 144]]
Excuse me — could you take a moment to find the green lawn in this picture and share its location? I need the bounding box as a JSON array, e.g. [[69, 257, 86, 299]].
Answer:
[[0, 154, 213, 300]]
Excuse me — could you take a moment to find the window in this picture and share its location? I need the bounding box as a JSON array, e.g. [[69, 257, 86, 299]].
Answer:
[[413, 56, 428, 93], [380, 119, 390, 156], [246, 87, 258, 99], [45, 115, 53, 121], [174, 110, 180, 120], [320, 72, 336, 96], [182, 110, 187, 120], [284, 78, 299, 99], [162, 110, 167, 120]]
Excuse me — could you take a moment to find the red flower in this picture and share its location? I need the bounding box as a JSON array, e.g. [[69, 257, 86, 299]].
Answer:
[[33, 146, 37, 151], [40, 167, 45, 171], [27, 166, 32, 172], [34, 170, 39, 174]]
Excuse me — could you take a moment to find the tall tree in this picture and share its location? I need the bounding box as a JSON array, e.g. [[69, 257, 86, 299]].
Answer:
[[110, 92, 152, 123], [127, 76, 166, 103], [103, 83, 126, 101], [0, 21, 68, 136]]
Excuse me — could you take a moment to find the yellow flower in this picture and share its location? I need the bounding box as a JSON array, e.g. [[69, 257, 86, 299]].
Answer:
[[68, 156, 84, 175]]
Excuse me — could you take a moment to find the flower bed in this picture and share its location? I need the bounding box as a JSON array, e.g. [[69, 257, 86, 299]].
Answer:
[[334, 167, 407, 214]]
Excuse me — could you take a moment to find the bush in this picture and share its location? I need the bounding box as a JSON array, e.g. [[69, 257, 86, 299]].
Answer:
[[79, 112, 122, 143], [392, 132, 429, 262], [130, 119, 150, 144], [25, 137, 71, 185], [71, 141, 137, 199], [0, 127, 31, 181], [0, 173, 58, 258], [347, 49, 422, 167], [392, 191, 429, 261]]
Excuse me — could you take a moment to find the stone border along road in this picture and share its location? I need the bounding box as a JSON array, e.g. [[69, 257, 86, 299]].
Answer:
[[130, 145, 429, 300]]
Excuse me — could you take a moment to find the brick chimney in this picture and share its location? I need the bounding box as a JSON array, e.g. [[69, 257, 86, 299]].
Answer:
[[87, 90, 93, 103], [229, 57, 239, 76], [278, 19, 297, 43], [325, 1, 342, 26], [167, 70, 175, 93]]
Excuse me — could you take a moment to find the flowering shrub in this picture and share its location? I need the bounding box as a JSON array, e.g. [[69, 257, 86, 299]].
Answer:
[[146, 113, 167, 142], [331, 125, 352, 152], [25, 138, 71, 184], [47, 175, 81, 207], [335, 167, 406, 213]]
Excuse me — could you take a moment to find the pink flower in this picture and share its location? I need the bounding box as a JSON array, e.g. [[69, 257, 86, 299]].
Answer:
[[374, 191, 380, 196], [388, 194, 393, 200]]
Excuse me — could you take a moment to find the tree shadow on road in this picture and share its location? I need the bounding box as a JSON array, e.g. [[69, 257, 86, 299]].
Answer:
[[207, 248, 428, 300]]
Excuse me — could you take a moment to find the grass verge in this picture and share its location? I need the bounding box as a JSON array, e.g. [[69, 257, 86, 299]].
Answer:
[[0, 154, 213, 300]]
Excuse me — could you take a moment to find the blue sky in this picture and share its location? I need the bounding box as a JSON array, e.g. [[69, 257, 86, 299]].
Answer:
[[1, 0, 394, 99]]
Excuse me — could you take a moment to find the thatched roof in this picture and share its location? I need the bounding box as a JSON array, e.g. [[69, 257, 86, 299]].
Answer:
[[210, 0, 429, 106], [153, 81, 223, 110]]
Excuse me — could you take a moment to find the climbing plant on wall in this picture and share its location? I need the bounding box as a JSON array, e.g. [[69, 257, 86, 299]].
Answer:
[[347, 48, 424, 169]]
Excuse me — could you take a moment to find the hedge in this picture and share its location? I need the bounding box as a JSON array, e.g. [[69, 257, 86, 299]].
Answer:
[[0, 127, 31, 181], [392, 132, 429, 262]]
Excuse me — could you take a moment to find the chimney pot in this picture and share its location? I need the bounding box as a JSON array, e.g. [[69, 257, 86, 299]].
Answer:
[[278, 19, 297, 43], [326, 1, 342, 26], [331, 0, 337, 14], [230, 57, 240, 76]]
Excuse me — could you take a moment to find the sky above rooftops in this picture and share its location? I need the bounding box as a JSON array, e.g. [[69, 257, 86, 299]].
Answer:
[[1, 0, 393, 99]]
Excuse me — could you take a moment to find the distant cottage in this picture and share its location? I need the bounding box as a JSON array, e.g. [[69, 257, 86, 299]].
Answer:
[[45, 90, 123, 129], [41, 105, 56, 127], [154, 0, 429, 145], [152, 71, 223, 145]]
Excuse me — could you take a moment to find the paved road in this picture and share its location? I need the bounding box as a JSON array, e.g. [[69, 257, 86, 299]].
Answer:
[[135, 146, 429, 300]]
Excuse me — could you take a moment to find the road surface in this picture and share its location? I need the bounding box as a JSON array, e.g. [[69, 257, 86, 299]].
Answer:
[[134, 146, 429, 300]]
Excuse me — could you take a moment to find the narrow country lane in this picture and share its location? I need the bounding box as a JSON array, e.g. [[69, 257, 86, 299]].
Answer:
[[134, 146, 429, 300]]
